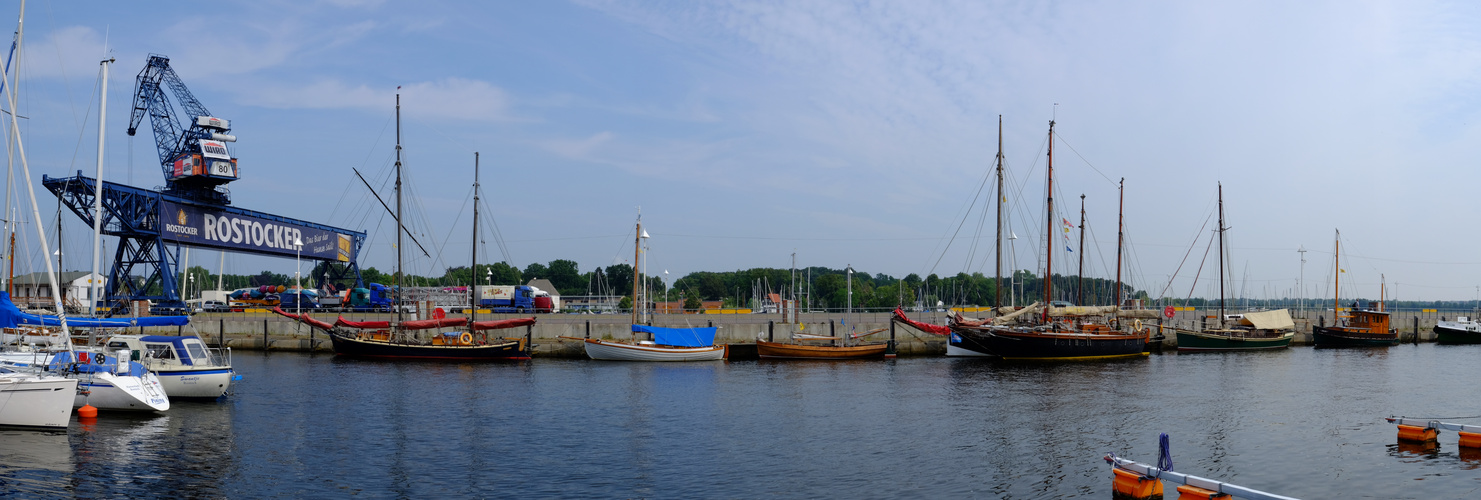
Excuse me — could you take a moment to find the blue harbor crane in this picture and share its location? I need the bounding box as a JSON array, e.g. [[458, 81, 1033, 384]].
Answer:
[[44, 54, 365, 316]]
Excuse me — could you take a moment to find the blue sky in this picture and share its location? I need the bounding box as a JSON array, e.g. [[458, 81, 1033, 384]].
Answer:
[[8, 0, 1481, 301]]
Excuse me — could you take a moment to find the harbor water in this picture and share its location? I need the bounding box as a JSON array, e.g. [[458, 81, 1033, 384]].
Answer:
[[4, 345, 1481, 498]]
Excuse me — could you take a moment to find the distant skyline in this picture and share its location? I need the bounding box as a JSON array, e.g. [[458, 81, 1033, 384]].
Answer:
[[6, 1, 1481, 301]]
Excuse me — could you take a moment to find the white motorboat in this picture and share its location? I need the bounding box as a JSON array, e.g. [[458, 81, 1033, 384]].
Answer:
[[0, 366, 77, 429], [583, 338, 725, 361], [0, 350, 169, 412], [103, 335, 233, 399]]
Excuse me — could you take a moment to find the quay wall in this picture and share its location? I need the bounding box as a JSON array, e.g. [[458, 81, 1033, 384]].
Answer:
[[109, 307, 1451, 355]]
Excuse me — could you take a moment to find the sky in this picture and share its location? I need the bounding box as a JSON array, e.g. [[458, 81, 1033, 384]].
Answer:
[[6, 0, 1481, 301]]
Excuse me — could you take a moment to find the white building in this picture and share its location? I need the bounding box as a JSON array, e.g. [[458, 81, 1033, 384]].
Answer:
[[9, 271, 106, 310]]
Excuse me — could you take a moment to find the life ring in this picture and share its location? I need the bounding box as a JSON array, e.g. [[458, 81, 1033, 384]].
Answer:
[[1133, 319, 1143, 331], [459, 332, 473, 345]]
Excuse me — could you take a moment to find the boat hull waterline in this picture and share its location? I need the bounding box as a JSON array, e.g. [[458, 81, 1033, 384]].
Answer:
[[1434, 323, 1481, 344], [0, 374, 76, 429], [1311, 326, 1400, 347], [756, 341, 888, 360], [583, 339, 725, 361], [952, 328, 1149, 360], [1174, 330, 1294, 351], [328, 333, 529, 360]]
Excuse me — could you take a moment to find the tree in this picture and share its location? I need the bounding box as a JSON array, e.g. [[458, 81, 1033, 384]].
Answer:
[[604, 264, 634, 295], [487, 262, 522, 285], [618, 296, 633, 310], [522, 262, 549, 283], [546, 259, 583, 295], [684, 294, 701, 311]]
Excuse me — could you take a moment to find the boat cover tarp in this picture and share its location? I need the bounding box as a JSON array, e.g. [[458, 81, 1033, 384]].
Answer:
[[401, 317, 468, 330], [633, 324, 715, 347], [892, 308, 950, 335], [1238, 309, 1295, 330], [271, 307, 335, 331], [473, 317, 536, 331], [0, 292, 188, 328], [336, 317, 390, 329]]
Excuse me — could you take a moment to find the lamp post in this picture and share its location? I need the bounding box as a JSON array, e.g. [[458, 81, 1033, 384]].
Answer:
[[294, 237, 303, 320]]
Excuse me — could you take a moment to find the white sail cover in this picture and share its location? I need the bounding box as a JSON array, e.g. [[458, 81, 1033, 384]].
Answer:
[[1238, 309, 1295, 330]]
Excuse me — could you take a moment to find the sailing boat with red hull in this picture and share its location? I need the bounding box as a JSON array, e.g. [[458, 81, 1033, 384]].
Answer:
[[278, 95, 533, 360]]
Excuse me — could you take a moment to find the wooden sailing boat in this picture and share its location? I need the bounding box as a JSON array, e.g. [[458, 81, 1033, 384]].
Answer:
[[1174, 184, 1295, 351], [581, 215, 725, 361], [1311, 229, 1397, 347], [277, 95, 534, 360], [757, 266, 888, 360], [946, 120, 1150, 360]]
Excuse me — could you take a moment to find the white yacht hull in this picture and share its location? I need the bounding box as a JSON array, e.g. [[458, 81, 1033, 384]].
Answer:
[[77, 371, 171, 412], [155, 368, 233, 399], [584, 339, 725, 361], [0, 373, 77, 429]]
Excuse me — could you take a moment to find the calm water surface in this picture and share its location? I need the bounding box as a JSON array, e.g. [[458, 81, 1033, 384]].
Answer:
[[4, 344, 1481, 498]]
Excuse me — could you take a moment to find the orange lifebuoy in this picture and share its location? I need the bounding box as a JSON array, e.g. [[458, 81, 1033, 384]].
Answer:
[[460, 332, 473, 345]]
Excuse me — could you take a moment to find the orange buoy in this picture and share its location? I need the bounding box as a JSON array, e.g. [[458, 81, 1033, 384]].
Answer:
[[77, 404, 98, 418], [1111, 467, 1163, 500], [1459, 431, 1481, 449], [1397, 424, 1438, 443], [1175, 484, 1230, 499]]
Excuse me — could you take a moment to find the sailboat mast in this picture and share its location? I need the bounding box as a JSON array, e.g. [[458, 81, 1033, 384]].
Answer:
[[1217, 183, 1225, 326], [631, 214, 641, 332], [1043, 120, 1054, 321], [1333, 229, 1340, 322], [90, 56, 112, 323], [394, 93, 403, 332], [994, 115, 1003, 311], [1115, 178, 1124, 326], [471, 151, 479, 332], [3, 0, 22, 297], [1077, 194, 1085, 306]]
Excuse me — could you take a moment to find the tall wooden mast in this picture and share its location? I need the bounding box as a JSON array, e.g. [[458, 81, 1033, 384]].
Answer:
[[1043, 120, 1054, 321], [994, 115, 1004, 311], [631, 213, 642, 331], [1077, 194, 1085, 306], [471, 152, 479, 335], [394, 93, 403, 335], [1334, 229, 1340, 322], [1114, 178, 1125, 327], [1217, 182, 1225, 326]]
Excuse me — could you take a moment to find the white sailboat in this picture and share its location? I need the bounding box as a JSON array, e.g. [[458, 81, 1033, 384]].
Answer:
[[0, 1, 167, 412], [0, 365, 76, 429], [582, 214, 724, 361]]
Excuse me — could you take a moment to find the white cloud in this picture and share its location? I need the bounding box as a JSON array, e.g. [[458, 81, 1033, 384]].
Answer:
[[239, 77, 514, 122]]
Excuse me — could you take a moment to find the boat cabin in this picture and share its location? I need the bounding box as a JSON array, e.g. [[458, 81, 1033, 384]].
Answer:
[[1343, 309, 1391, 334], [105, 335, 218, 367]]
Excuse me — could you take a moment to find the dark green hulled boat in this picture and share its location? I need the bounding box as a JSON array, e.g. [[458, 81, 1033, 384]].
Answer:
[[1434, 319, 1481, 344], [1173, 186, 1295, 352]]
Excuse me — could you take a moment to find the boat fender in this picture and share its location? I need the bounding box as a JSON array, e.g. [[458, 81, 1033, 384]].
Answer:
[[460, 332, 473, 345], [1133, 319, 1143, 331]]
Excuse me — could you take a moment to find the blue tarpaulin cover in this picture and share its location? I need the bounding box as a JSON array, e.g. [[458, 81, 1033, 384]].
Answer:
[[0, 292, 190, 328], [632, 324, 717, 348]]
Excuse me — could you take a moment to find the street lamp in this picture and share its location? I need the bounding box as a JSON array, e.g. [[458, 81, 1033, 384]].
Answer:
[[294, 236, 303, 320]]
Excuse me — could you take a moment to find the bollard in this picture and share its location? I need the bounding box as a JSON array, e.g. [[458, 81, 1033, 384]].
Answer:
[[263, 319, 269, 350], [1397, 424, 1438, 444], [219, 319, 224, 347], [1319, 315, 1325, 327], [585, 320, 590, 339], [1111, 467, 1163, 500], [708, 320, 713, 328], [525, 325, 533, 356], [830, 320, 836, 347], [768, 320, 774, 342], [886, 321, 897, 358], [1175, 484, 1230, 499], [1413, 317, 1420, 344]]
